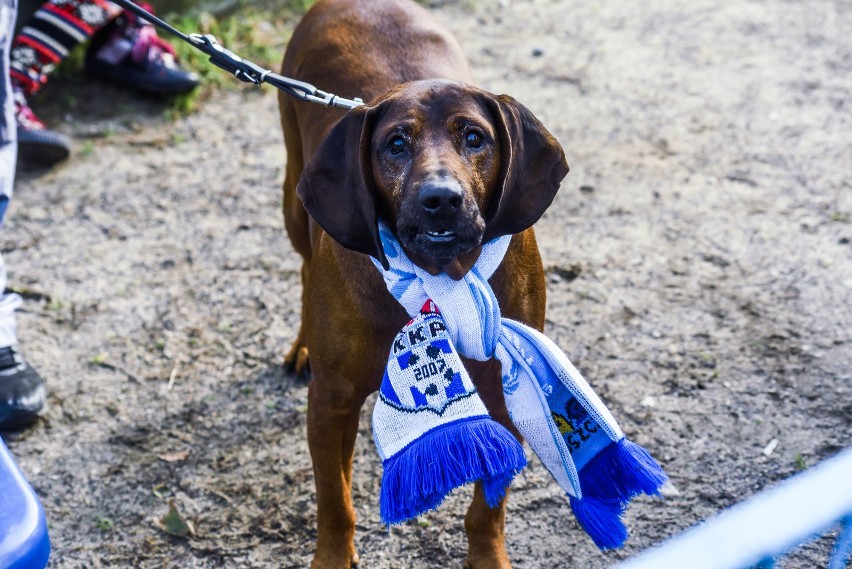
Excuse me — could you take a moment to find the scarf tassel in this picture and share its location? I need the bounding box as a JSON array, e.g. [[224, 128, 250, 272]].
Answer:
[[571, 437, 668, 549], [379, 417, 527, 525], [569, 495, 628, 550]]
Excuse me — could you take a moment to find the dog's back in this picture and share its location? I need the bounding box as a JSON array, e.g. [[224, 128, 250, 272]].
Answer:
[[280, 0, 470, 258], [285, 0, 470, 111]]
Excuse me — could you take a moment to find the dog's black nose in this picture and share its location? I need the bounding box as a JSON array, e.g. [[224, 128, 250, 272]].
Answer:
[[419, 182, 463, 216]]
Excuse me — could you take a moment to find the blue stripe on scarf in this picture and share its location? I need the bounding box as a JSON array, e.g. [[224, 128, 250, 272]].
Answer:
[[468, 267, 501, 356], [388, 267, 417, 299]]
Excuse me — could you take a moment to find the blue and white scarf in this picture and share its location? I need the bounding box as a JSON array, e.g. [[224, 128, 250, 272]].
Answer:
[[371, 222, 668, 549]]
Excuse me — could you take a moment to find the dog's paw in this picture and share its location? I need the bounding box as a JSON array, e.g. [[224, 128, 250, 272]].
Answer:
[[308, 551, 358, 569], [463, 555, 512, 569], [284, 341, 310, 379]]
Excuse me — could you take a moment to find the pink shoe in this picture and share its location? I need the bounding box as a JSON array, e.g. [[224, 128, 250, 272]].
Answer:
[[85, 5, 200, 95]]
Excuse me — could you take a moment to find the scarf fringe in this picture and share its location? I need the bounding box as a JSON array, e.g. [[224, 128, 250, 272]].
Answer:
[[379, 417, 526, 525], [570, 438, 668, 549], [611, 438, 669, 497], [569, 495, 628, 550], [579, 438, 668, 503]]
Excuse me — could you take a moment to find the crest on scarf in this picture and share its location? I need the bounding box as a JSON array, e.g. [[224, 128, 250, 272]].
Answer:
[[379, 304, 475, 415]]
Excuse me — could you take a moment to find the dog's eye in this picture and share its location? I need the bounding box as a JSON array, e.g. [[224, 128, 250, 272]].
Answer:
[[389, 136, 406, 155], [465, 130, 483, 149]]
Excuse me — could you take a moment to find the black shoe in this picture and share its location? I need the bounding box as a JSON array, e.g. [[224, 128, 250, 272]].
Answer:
[[85, 6, 200, 95], [14, 89, 72, 168], [0, 346, 46, 431]]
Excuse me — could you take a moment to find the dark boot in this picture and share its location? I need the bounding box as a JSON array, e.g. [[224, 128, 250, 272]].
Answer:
[[14, 88, 72, 168], [0, 346, 46, 431]]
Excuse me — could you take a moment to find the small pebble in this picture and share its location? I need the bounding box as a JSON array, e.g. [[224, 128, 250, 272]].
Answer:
[[762, 438, 779, 457]]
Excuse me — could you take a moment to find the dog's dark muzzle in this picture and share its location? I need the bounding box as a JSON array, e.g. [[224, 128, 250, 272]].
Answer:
[[399, 178, 484, 264], [419, 180, 465, 246]]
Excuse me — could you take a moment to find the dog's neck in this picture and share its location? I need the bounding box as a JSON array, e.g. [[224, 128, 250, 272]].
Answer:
[[403, 246, 484, 281]]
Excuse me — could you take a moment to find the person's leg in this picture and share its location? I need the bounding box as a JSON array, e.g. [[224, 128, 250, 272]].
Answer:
[[1, 0, 17, 205], [0, 252, 45, 431], [10, 0, 198, 167], [7, 0, 115, 165], [0, 0, 47, 431], [10, 0, 117, 95]]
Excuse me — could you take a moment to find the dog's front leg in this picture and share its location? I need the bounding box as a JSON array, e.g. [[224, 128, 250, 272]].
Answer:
[[307, 376, 363, 569], [463, 358, 518, 569], [464, 484, 513, 569]]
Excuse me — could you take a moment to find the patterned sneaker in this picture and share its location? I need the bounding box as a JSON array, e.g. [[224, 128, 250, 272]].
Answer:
[[0, 346, 46, 431], [86, 5, 200, 95], [13, 88, 72, 167]]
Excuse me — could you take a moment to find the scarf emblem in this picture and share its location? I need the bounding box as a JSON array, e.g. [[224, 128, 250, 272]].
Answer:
[[380, 305, 474, 415]]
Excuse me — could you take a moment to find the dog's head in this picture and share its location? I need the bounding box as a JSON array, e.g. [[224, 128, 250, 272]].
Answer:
[[297, 79, 568, 278]]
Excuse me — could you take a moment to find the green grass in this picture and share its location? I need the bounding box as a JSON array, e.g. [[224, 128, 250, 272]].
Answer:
[[88, 353, 108, 365], [163, 6, 301, 117], [94, 516, 113, 531], [79, 141, 95, 157]]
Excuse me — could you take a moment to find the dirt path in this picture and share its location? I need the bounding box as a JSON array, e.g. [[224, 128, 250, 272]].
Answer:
[[5, 0, 850, 567]]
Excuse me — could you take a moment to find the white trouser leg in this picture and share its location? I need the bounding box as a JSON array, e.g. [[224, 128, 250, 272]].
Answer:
[[0, 251, 21, 349], [0, 0, 20, 350]]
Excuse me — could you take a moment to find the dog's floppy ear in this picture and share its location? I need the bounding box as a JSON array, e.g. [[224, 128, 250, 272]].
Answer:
[[482, 94, 569, 242], [296, 105, 389, 269]]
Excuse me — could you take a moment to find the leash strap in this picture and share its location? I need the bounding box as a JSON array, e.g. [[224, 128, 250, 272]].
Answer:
[[108, 0, 364, 110]]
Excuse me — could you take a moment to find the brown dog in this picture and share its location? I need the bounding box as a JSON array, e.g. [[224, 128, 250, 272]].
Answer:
[[279, 0, 568, 567]]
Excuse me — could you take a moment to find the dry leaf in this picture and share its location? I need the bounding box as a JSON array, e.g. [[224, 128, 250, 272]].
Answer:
[[158, 450, 191, 463]]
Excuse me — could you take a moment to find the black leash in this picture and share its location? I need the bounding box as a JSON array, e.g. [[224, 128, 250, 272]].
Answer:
[[109, 0, 364, 110]]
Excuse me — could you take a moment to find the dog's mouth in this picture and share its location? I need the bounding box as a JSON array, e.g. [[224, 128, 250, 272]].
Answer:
[[394, 178, 487, 271], [398, 221, 484, 267], [425, 229, 455, 243]]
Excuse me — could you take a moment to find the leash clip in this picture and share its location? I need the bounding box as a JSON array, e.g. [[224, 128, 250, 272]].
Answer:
[[303, 91, 364, 110], [189, 33, 270, 85]]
